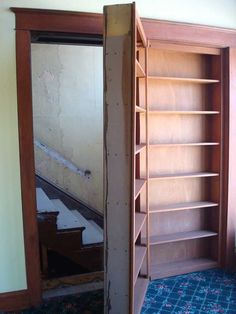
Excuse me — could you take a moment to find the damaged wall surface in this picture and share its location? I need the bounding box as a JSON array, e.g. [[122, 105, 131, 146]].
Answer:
[[31, 44, 103, 213]]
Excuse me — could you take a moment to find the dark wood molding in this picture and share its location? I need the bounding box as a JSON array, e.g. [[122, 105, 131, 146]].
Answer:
[[0, 290, 30, 312], [15, 29, 42, 307], [11, 7, 236, 47], [11, 8, 103, 34]]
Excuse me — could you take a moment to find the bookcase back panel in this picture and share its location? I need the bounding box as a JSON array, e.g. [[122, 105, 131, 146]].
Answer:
[[137, 78, 146, 108], [149, 178, 209, 207], [139, 114, 146, 143], [149, 115, 209, 144], [149, 208, 215, 236], [150, 238, 211, 264], [149, 147, 209, 176], [148, 49, 209, 78], [148, 81, 207, 111]]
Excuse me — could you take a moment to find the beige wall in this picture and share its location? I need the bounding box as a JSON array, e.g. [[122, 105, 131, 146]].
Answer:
[[31, 44, 103, 213], [1, 0, 236, 294]]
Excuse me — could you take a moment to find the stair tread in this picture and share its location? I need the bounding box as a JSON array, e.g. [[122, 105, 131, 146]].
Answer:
[[71, 210, 103, 244], [51, 199, 85, 230], [36, 188, 56, 213], [52, 200, 103, 245], [88, 220, 103, 236]]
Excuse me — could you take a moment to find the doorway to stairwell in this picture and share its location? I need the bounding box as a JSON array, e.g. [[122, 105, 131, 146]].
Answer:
[[30, 36, 104, 294]]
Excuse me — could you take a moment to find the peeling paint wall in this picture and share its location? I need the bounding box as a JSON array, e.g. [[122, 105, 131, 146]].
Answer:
[[31, 44, 103, 213]]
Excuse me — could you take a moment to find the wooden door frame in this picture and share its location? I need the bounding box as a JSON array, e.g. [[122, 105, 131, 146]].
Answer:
[[4, 7, 236, 312]]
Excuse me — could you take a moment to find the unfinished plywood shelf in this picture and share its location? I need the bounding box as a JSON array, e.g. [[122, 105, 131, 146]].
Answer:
[[136, 59, 145, 78], [148, 172, 219, 180], [149, 142, 220, 147], [149, 110, 220, 115], [135, 144, 146, 154], [134, 246, 147, 283], [148, 76, 220, 84], [151, 258, 218, 280], [135, 213, 146, 241], [134, 278, 149, 314], [150, 201, 219, 213], [135, 105, 146, 113], [150, 230, 218, 245], [147, 44, 222, 294]]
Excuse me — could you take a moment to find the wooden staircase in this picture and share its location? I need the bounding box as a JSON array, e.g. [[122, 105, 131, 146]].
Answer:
[[36, 188, 103, 274]]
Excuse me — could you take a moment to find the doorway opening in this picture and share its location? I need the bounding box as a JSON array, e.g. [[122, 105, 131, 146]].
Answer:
[[30, 32, 104, 296]]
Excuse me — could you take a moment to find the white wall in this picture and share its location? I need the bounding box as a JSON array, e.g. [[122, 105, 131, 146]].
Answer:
[[32, 44, 103, 213], [1, 0, 236, 294]]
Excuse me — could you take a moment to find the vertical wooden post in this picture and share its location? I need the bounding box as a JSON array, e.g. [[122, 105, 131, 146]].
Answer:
[[222, 48, 236, 269], [104, 4, 134, 313]]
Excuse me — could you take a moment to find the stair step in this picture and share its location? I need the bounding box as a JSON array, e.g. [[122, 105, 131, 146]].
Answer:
[[51, 199, 84, 230], [71, 210, 103, 245], [88, 220, 103, 236], [36, 188, 56, 213]]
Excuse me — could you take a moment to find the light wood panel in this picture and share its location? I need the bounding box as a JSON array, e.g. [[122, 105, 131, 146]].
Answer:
[[151, 258, 218, 280], [148, 49, 214, 78], [147, 46, 222, 281], [150, 201, 218, 213], [149, 208, 215, 236]]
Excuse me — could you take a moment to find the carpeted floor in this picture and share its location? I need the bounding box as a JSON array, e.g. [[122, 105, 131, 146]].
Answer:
[[142, 269, 236, 314], [5, 269, 236, 313]]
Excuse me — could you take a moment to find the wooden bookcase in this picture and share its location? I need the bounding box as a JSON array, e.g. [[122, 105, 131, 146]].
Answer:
[[147, 44, 222, 280], [133, 13, 149, 314], [104, 3, 230, 314]]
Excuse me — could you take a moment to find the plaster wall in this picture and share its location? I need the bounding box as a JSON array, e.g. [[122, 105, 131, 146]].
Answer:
[[31, 44, 103, 213]]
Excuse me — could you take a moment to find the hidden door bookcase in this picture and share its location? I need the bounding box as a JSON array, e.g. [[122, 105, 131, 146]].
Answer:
[[104, 3, 234, 314]]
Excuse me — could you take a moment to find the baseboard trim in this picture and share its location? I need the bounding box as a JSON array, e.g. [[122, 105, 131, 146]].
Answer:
[[0, 289, 35, 312]]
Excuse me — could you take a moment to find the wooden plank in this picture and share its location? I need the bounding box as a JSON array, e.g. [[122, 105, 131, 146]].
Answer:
[[42, 271, 104, 291], [135, 213, 146, 241], [150, 230, 218, 245], [151, 258, 218, 280], [134, 246, 147, 283], [150, 201, 218, 213], [222, 48, 236, 268], [149, 142, 219, 147], [135, 105, 146, 113], [149, 110, 219, 114], [15, 29, 41, 308], [136, 12, 147, 47], [148, 76, 220, 83], [104, 4, 134, 313], [148, 172, 219, 180], [142, 18, 236, 47], [149, 41, 221, 55], [134, 278, 148, 314]]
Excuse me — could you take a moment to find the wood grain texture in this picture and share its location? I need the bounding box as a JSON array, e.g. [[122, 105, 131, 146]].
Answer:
[[15, 30, 41, 308], [222, 48, 236, 269], [104, 4, 133, 313], [11, 8, 236, 47], [0, 290, 31, 312], [151, 258, 218, 280]]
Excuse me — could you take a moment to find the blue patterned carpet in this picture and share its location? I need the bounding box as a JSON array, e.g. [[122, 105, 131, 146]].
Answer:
[[142, 269, 236, 314]]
